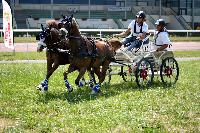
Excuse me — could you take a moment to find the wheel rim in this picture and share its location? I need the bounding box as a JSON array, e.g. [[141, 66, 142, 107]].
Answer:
[[136, 58, 154, 87], [160, 57, 179, 85]]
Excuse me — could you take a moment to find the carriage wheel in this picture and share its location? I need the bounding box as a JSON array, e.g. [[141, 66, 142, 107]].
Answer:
[[160, 57, 179, 86], [135, 58, 154, 88], [121, 65, 134, 82]]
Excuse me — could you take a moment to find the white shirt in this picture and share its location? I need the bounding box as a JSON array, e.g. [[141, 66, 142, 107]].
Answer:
[[153, 30, 171, 50], [128, 20, 148, 36]]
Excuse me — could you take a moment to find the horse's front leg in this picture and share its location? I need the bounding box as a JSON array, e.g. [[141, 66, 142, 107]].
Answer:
[[75, 67, 87, 87], [63, 65, 75, 92], [36, 58, 54, 92]]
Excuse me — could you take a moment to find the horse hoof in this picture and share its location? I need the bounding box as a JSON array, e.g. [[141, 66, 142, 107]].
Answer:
[[36, 85, 48, 92], [91, 89, 100, 95], [67, 87, 73, 93], [78, 80, 85, 87], [36, 85, 42, 91]]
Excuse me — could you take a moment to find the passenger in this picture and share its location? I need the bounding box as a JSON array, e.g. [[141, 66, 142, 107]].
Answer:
[[153, 19, 170, 52], [114, 11, 149, 51]]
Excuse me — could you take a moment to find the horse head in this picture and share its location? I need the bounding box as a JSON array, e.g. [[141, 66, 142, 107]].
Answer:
[[36, 24, 51, 52], [108, 38, 122, 51], [61, 14, 80, 36]]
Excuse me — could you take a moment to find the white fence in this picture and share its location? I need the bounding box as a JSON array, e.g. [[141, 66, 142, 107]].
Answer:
[[0, 29, 200, 38]]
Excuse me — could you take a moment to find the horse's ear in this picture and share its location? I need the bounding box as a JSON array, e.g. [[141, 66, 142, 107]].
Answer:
[[71, 14, 73, 18], [41, 24, 44, 30]]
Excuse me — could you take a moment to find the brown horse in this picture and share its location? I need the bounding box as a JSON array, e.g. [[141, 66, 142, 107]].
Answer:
[[36, 20, 71, 92], [61, 15, 122, 93], [36, 20, 95, 92]]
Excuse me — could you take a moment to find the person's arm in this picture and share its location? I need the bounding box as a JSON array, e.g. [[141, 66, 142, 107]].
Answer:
[[115, 28, 131, 37], [137, 32, 147, 40]]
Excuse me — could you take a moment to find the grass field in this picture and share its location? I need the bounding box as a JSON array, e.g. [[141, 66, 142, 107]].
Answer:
[[0, 61, 199, 132], [0, 50, 200, 61]]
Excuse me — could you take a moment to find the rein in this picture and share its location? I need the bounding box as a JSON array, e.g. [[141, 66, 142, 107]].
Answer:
[[67, 35, 82, 39]]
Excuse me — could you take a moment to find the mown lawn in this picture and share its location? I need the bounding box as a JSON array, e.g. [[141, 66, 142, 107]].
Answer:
[[0, 50, 200, 61], [0, 61, 199, 132]]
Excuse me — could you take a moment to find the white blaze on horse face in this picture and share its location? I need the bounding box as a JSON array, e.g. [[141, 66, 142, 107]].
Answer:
[[37, 38, 46, 52]]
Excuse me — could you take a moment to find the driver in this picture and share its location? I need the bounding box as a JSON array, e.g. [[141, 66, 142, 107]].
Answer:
[[115, 11, 149, 51]]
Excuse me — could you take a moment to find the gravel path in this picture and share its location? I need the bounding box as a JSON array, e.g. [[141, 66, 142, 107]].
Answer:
[[0, 42, 199, 63], [0, 42, 200, 52]]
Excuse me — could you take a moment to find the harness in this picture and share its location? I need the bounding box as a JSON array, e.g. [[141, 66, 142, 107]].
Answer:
[[133, 21, 143, 35]]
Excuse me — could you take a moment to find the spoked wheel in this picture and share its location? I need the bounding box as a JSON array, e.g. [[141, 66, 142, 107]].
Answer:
[[121, 65, 135, 82], [135, 58, 154, 88], [160, 57, 179, 86]]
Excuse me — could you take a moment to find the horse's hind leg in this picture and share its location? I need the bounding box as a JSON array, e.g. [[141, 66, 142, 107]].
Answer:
[[91, 67, 102, 94], [63, 65, 75, 92], [91, 61, 110, 94], [87, 69, 96, 89], [99, 61, 110, 84]]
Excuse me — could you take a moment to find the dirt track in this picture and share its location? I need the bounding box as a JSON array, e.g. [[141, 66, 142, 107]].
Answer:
[[0, 42, 200, 52]]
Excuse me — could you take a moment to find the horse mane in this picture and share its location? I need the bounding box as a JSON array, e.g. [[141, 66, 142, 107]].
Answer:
[[46, 20, 58, 29], [72, 18, 79, 29]]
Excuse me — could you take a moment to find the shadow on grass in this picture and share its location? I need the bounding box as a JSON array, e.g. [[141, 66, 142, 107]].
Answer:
[[36, 79, 176, 104]]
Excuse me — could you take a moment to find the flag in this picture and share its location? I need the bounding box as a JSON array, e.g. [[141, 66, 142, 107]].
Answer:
[[2, 0, 14, 49]]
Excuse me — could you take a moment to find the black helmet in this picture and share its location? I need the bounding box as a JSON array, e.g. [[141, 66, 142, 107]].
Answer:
[[136, 11, 146, 19], [155, 19, 166, 26]]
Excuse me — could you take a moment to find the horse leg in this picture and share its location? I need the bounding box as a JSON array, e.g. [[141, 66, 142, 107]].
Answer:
[[91, 61, 110, 94], [87, 69, 96, 89], [99, 61, 110, 84], [36, 58, 54, 92], [63, 65, 75, 92], [75, 67, 87, 87], [91, 67, 102, 94]]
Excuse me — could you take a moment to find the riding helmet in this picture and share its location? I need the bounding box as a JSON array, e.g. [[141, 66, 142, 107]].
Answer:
[[155, 19, 166, 26], [136, 11, 146, 19]]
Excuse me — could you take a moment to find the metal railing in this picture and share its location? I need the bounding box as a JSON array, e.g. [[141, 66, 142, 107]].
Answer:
[[0, 29, 200, 38]]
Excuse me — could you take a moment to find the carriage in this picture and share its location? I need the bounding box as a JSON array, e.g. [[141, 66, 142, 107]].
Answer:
[[105, 34, 179, 87], [36, 15, 179, 94]]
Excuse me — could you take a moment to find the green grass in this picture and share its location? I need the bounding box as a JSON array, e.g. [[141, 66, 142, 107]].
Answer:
[[0, 36, 200, 43], [0, 61, 199, 132], [0, 52, 46, 61], [170, 36, 200, 42], [0, 50, 199, 61], [0, 37, 37, 43], [174, 50, 200, 58]]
